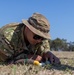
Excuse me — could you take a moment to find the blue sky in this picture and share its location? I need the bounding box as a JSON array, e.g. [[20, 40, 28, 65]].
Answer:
[[0, 0, 74, 42]]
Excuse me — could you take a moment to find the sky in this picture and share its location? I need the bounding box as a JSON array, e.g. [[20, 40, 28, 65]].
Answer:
[[0, 0, 74, 42]]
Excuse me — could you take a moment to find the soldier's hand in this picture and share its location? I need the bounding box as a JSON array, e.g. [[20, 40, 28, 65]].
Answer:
[[27, 55, 42, 62], [43, 51, 61, 64]]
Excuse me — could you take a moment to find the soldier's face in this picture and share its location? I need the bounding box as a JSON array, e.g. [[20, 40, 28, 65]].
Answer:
[[24, 27, 42, 45]]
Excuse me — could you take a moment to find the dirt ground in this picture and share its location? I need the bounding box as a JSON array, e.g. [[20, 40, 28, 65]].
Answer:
[[0, 51, 74, 75]]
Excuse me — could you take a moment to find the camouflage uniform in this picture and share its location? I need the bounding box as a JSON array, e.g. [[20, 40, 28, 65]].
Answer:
[[0, 23, 50, 62]]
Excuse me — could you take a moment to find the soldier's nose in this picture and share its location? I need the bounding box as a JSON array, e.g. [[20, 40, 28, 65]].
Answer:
[[36, 39, 42, 43]]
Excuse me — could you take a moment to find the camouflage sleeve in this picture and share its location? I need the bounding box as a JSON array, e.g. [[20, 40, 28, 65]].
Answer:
[[0, 23, 20, 62], [36, 40, 50, 55]]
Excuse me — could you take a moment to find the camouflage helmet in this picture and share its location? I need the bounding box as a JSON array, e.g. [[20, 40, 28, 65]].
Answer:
[[22, 13, 50, 39]]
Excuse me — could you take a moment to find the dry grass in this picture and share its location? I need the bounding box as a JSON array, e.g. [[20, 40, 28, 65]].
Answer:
[[0, 51, 74, 75]]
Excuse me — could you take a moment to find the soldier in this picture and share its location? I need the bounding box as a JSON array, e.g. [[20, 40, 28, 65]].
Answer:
[[0, 13, 60, 64]]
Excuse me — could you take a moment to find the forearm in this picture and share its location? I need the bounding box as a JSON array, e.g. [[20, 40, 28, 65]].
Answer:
[[8, 54, 42, 64], [14, 58, 34, 64]]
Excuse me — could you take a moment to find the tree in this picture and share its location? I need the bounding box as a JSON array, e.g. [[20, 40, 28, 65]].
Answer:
[[50, 38, 68, 51], [68, 42, 74, 51]]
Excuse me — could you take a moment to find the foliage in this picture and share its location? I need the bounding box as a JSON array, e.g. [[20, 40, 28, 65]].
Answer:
[[50, 38, 74, 51]]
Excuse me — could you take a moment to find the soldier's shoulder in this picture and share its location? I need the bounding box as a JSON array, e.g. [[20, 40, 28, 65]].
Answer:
[[1, 22, 20, 29], [0, 22, 21, 32]]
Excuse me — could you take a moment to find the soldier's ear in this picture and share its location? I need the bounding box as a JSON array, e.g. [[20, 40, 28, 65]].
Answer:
[[25, 26, 28, 31], [26, 26, 31, 32], [25, 26, 28, 30], [25, 26, 29, 33]]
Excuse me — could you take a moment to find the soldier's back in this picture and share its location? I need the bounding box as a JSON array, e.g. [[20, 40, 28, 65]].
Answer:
[[0, 23, 20, 62]]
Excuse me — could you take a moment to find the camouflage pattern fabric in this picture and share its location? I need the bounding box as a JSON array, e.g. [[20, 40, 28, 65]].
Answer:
[[0, 23, 50, 62]]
